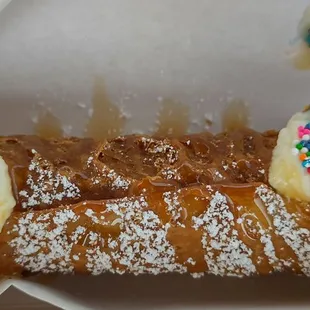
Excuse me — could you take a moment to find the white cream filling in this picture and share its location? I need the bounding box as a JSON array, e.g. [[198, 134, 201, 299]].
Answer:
[[269, 110, 310, 201], [0, 155, 16, 232]]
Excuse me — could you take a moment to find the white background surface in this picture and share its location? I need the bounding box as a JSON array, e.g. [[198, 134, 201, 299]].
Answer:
[[1, 0, 310, 309], [0, 0, 310, 135]]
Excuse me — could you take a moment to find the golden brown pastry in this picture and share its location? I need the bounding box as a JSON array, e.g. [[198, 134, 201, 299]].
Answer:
[[0, 182, 308, 277], [1, 108, 310, 278], [0, 128, 276, 212]]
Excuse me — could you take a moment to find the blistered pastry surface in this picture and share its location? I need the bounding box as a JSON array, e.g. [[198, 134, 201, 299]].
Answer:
[[1, 182, 309, 277], [0, 130, 276, 212], [2, 129, 309, 278]]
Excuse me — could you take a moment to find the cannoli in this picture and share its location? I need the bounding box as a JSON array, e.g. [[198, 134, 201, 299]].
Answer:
[[0, 182, 307, 277], [0, 108, 309, 277], [0, 128, 276, 213]]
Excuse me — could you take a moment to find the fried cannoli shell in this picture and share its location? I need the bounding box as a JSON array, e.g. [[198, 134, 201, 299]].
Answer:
[[0, 129, 277, 211], [0, 182, 307, 278]]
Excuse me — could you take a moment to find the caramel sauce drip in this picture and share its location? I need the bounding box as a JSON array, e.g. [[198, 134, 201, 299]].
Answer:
[[156, 99, 189, 137], [221, 99, 250, 132], [34, 109, 63, 139], [85, 78, 125, 140]]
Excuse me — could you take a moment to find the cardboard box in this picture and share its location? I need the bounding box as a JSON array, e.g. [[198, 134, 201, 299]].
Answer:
[[1, 0, 310, 309]]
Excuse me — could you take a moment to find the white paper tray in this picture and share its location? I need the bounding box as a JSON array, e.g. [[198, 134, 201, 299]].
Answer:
[[1, 275, 310, 309], [1, 0, 310, 309]]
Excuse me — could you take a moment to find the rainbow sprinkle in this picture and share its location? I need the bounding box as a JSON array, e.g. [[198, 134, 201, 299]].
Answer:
[[294, 123, 310, 172]]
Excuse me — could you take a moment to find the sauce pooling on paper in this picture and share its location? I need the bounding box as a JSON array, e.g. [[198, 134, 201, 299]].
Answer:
[[221, 99, 250, 131], [156, 99, 189, 137], [85, 78, 125, 140], [34, 109, 63, 138]]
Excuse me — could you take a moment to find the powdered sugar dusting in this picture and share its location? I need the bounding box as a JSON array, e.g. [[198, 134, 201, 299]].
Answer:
[[9, 195, 186, 276], [192, 191, 256, 277], [192, 272, 204, 278], [10, 208, 78, 274], [85, 247, 112, 275], [104, 196, 187, 275], [251, 197, 291, 271], [19, 150, 80, 208], [186, 257, 196, 265], [140, 137, 178, 165], [108, 170, 131, 190], [163, 191, 185, 227], [86, 156, 131, 190], [259, 232, 281, 270], [256, 185, 310, 275], [85, 208, 100, 224], [160, 168, 181, 181]]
